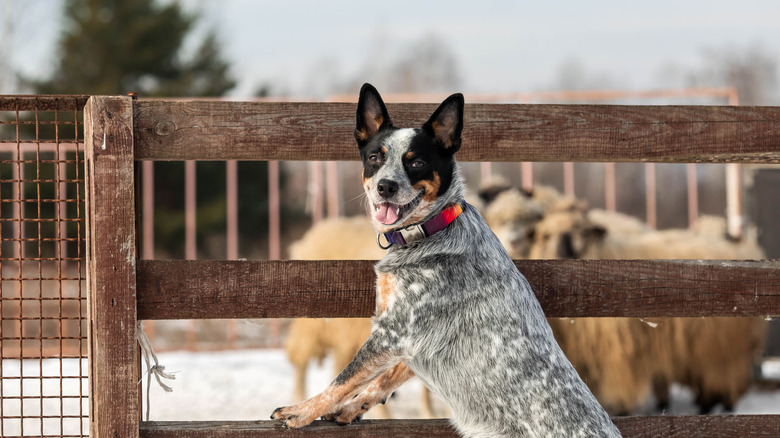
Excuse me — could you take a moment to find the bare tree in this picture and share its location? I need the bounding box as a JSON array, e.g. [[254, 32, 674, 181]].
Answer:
[[343, 32, 463, 94], [548, 57, 620, 92], [687, 43, 778, 105], [386, 34, 461, 93]]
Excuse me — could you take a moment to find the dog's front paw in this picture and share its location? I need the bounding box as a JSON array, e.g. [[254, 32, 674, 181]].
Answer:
[[322, 390, 390, 425], [322, 402, 369, 425], [271, 405, 316, 429]]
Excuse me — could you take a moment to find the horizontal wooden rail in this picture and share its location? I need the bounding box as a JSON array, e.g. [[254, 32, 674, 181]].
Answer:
[[140, 415, 780, 438], [133, 100, 780, 163], [0, 94, 90, 111], [136, 259, 780, 319], [140, 419, 454, 438]]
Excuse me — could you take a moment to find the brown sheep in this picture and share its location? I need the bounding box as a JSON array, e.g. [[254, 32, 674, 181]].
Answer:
[[529, 204, 767, 414], [547, 317, 657, 415]]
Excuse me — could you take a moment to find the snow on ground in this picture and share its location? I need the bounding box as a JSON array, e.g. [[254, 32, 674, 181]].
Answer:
[[139, 351, 780, 419], [139, 349, 445, 421], [5, 350, 780, 436]]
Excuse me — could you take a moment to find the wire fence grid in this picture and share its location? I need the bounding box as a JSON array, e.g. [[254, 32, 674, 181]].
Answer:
[[1, 96, 89, 438]]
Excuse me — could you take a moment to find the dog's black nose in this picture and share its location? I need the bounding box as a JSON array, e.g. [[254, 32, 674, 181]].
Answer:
[[377, 179, 399, 198]]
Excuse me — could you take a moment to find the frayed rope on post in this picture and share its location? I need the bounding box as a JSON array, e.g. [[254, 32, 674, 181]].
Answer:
[[136, 321, 176, 421]]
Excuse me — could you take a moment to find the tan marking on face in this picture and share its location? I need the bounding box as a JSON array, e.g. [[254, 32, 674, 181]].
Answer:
[[376, 273, 397, 315], [413, 171, 441, 202], [405, 151, 415, 160]]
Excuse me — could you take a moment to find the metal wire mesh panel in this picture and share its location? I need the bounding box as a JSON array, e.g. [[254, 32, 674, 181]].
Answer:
[[1, 96, 89, 437]]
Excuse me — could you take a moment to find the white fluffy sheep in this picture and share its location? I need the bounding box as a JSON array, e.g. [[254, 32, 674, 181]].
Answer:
[[477, 179, 558, 258]]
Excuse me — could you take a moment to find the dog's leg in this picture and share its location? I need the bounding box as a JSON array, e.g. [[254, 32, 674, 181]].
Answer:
[[272, 336, 404, 428], [322, 362, 416, 424]]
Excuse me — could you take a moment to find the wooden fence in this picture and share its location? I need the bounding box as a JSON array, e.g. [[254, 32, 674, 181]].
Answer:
[[85, 95, 780, 437]]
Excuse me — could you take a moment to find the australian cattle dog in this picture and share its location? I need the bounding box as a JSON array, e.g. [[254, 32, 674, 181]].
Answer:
[[272, 84, 621, 437]]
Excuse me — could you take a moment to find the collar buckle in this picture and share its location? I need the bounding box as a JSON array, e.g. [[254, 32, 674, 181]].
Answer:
[[399, 224, 427, 245]]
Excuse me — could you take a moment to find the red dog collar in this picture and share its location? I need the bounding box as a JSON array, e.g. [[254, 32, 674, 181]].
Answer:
[[378, 203, 464, 249]]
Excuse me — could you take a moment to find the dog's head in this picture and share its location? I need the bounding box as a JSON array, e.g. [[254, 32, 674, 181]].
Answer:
[[355, 83, 465, 233]]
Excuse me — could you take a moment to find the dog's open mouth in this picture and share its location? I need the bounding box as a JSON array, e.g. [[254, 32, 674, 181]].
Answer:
[[374, 190, 424, 226]]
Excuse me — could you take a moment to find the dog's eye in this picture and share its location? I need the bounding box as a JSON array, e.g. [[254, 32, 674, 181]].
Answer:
[[368, 154, 381, 164], [410, 159, 426, 169]]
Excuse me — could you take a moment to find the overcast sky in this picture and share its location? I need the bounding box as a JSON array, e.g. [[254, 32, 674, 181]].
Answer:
[[4, 0, 780, 98]]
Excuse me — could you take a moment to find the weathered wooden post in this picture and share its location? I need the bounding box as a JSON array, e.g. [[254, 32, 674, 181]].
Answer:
[[85, 95, 139, 438]]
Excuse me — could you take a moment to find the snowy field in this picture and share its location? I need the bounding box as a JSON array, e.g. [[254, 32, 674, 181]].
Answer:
[[5, 350, 780, 435]]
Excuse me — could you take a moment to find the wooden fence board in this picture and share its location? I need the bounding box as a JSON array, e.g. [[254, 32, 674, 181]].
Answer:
[[85, 95, 139, 438], [0, 94, 90, 111], [136, 259, 780, 320], [133, 100, 780, 163], [614, 414, 780, 437], [139, 415, 780, 438], [140, 420, 456, 438]]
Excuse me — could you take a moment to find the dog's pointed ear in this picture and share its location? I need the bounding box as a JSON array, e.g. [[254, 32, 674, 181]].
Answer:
[[355, 83, 392, 148], [422, 93, 464, 153]]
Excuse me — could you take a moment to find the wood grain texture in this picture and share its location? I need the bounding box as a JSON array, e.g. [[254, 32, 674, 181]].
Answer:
[[0, 94, 90, 111], [136, 259, 780, 320], [613, 414, 780, 437], [140, 419, 457, 438], [133, 100, 780, 163], [139, 415, 780, 438], [85, 96, 139, 438], [136, 260, 376, 320]]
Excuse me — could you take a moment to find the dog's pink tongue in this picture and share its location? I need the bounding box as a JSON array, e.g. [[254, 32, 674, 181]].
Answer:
[[375, 203, 399, 225]]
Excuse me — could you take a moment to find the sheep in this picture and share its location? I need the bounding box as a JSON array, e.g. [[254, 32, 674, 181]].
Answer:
[[477, 179, 559, 258], [288, 215, 386, 261], [690, 214, 765, 259], [547, 317, 658, 415], [529, 204, 767, 414]]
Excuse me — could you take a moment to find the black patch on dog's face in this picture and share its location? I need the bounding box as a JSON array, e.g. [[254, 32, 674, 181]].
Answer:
[[404, 133, 457, 198], [359, 129, 397, 181]]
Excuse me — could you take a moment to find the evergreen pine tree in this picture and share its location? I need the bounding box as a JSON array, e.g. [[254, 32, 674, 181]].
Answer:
[[33, 0, 235, 96]]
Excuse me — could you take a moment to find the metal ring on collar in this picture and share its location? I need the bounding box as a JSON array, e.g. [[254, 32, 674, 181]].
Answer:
[[376, 233, 393, 250]]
